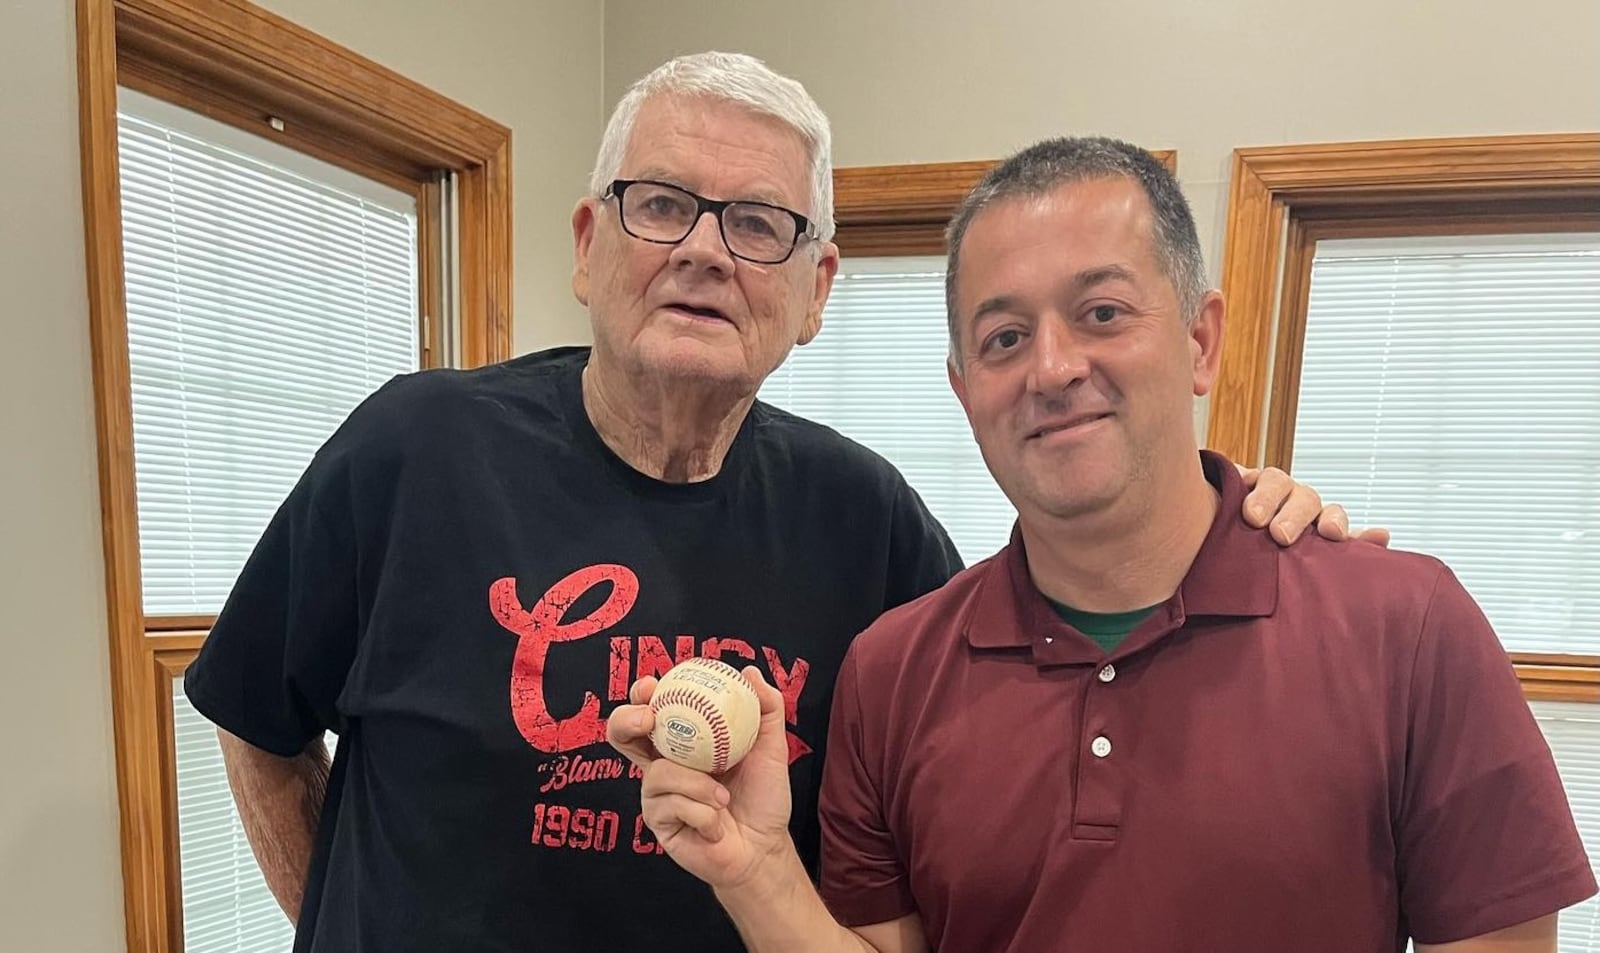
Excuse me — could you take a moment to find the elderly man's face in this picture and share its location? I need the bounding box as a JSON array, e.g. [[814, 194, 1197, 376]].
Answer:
[[572, 95, 838, 393], [948, 177, 1222, 522]]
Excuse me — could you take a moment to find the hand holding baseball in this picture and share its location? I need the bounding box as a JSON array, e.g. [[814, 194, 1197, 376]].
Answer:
[[606, 664, 795, 889]]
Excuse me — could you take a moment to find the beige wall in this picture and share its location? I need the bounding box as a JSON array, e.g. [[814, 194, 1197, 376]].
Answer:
[[604, 0, 1600, 288], [0, 1, 127, 949], [603, 0, 1600, 434], [0, 2, 601, 950]]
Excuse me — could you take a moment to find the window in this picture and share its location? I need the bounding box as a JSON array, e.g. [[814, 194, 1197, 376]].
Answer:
[[1207, 134, 1599, 946], [119, 91, 418, 951], [1291, 233, 1600, 657], [761, 256, 1014, 563], [76, 1, 512, 948], [121, 93, 421, 617], [1535, 701, 1600, 946]]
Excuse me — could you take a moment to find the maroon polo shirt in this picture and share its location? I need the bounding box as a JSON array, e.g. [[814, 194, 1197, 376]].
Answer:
[[819, 452, 1594, 952]]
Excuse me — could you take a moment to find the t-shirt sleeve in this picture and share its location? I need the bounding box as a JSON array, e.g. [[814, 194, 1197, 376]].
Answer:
[[818, 647, 916, 927], [884, 478, 963, 612], [183, 450, 360, 758], [1397, 564, 1597, 942]]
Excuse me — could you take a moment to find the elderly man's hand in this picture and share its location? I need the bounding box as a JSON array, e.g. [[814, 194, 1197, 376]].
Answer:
[[1238, 464, 1392, 548], [607, 668, 796, 891]]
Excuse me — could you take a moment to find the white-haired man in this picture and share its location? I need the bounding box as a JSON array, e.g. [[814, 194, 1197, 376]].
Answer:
[[186, 54, 1360, 952]]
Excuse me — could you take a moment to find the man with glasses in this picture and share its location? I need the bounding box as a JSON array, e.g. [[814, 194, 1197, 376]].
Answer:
[[184, 53, 1364, 953]]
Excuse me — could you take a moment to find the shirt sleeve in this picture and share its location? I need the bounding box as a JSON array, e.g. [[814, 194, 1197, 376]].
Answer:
[[183, 449, 360, 758], [1397, 564, 1597, 942], [818, 647, 917, 927], [884, 478, 964, 612]]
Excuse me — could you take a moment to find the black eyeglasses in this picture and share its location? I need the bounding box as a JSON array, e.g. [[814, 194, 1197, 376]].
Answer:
[[602, 179, 817, 265]]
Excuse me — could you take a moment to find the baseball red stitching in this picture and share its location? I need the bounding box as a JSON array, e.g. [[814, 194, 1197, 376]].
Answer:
[[654, 687, 733, 772]]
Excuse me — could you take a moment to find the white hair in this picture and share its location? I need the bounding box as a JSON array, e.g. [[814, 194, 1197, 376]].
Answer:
[[589, 51, 835, 242]]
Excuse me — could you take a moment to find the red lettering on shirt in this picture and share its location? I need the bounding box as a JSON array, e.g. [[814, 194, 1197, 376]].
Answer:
[[762, 646, 811, 725], [495, 565, 815, 766], [491, 564, 639, 753], [636, 635, 697, 680], [702, 637, 756, 664]]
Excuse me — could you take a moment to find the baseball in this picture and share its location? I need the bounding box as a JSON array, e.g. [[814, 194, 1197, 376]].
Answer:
[[648, 657, 761, 774]]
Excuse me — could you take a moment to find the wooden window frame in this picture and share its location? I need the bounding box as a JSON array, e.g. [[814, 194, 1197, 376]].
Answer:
[[75, 0, 513, 949], [1204, 133, 1600, 704], [832, 152, 1176, 256]]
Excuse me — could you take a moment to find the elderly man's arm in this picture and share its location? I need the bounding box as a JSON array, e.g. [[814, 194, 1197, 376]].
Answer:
[[1415, 914, 1557, 952], [218, 728, 330, 923]]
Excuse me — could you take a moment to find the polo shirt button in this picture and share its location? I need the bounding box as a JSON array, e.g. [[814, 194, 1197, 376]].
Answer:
[[1098, 664, 1117, 683], [1091, 735, 1112, 758]]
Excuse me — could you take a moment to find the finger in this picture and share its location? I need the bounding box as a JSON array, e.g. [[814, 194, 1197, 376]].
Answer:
[[733, 666, 801, 772], [1236, 462, 1261, 488], [1314, 504, 1351, 542], [628, 676, 659, 706], [1241, 466, 1294, 527], [1267, 476, 1326, 546], [1355, 526, 1392, 548], [641, 792, 726, 843], [642, 759, 732, 806], [606, 704, 657, 769]]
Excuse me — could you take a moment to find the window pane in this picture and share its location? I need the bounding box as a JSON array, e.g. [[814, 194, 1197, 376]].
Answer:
[[119, 91, 420, 616], [760, 256, 1016, 564], [173, 676, 337, 952], [172, 676, 294, 952], [1291, 233, 1600, 655], [1531, 700, 1600, 948]]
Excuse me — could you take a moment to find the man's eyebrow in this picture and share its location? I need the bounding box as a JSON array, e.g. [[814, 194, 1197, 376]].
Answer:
[[630, 170, 794, 208], [1069, 264, 1139, 294], [969, 265, 1139, 324], [971, 294, 1022, 325]]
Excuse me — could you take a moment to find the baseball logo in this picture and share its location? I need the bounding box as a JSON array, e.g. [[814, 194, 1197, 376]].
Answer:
[[649, 657, 760, 774]]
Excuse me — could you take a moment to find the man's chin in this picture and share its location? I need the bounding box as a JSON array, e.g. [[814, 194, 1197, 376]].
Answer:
[[633, 338, 756, 390], [1017, 471, 1124, 522]]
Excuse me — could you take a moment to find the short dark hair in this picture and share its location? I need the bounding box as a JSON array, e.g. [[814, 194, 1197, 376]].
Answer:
[[944, 136, 1207, 360]]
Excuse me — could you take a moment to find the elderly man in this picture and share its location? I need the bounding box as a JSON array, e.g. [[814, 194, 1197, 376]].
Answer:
[[612, 137, 1595, 952], [188, 56, 1354, 952]]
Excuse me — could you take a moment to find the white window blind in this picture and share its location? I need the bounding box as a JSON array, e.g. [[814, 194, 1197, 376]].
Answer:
[[1290, 233, 1600, 656], [760, 256, 1016, 564], [173, 678, 339, 952], [119, 90, 418, 953], [1533, 701, 1600, 949], [119, 90, 419, 618]]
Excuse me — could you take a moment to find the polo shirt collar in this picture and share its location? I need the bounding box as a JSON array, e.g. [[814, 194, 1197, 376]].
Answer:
[[963, 450, 1279, 658]]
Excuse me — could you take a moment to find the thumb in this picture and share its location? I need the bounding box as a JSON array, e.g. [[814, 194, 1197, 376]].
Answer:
[[741, 666, 790, 755], [741, 666, 785, 720]]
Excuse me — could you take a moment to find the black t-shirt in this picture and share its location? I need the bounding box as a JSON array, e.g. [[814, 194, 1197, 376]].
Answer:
[[185, 346, 962, 952]]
